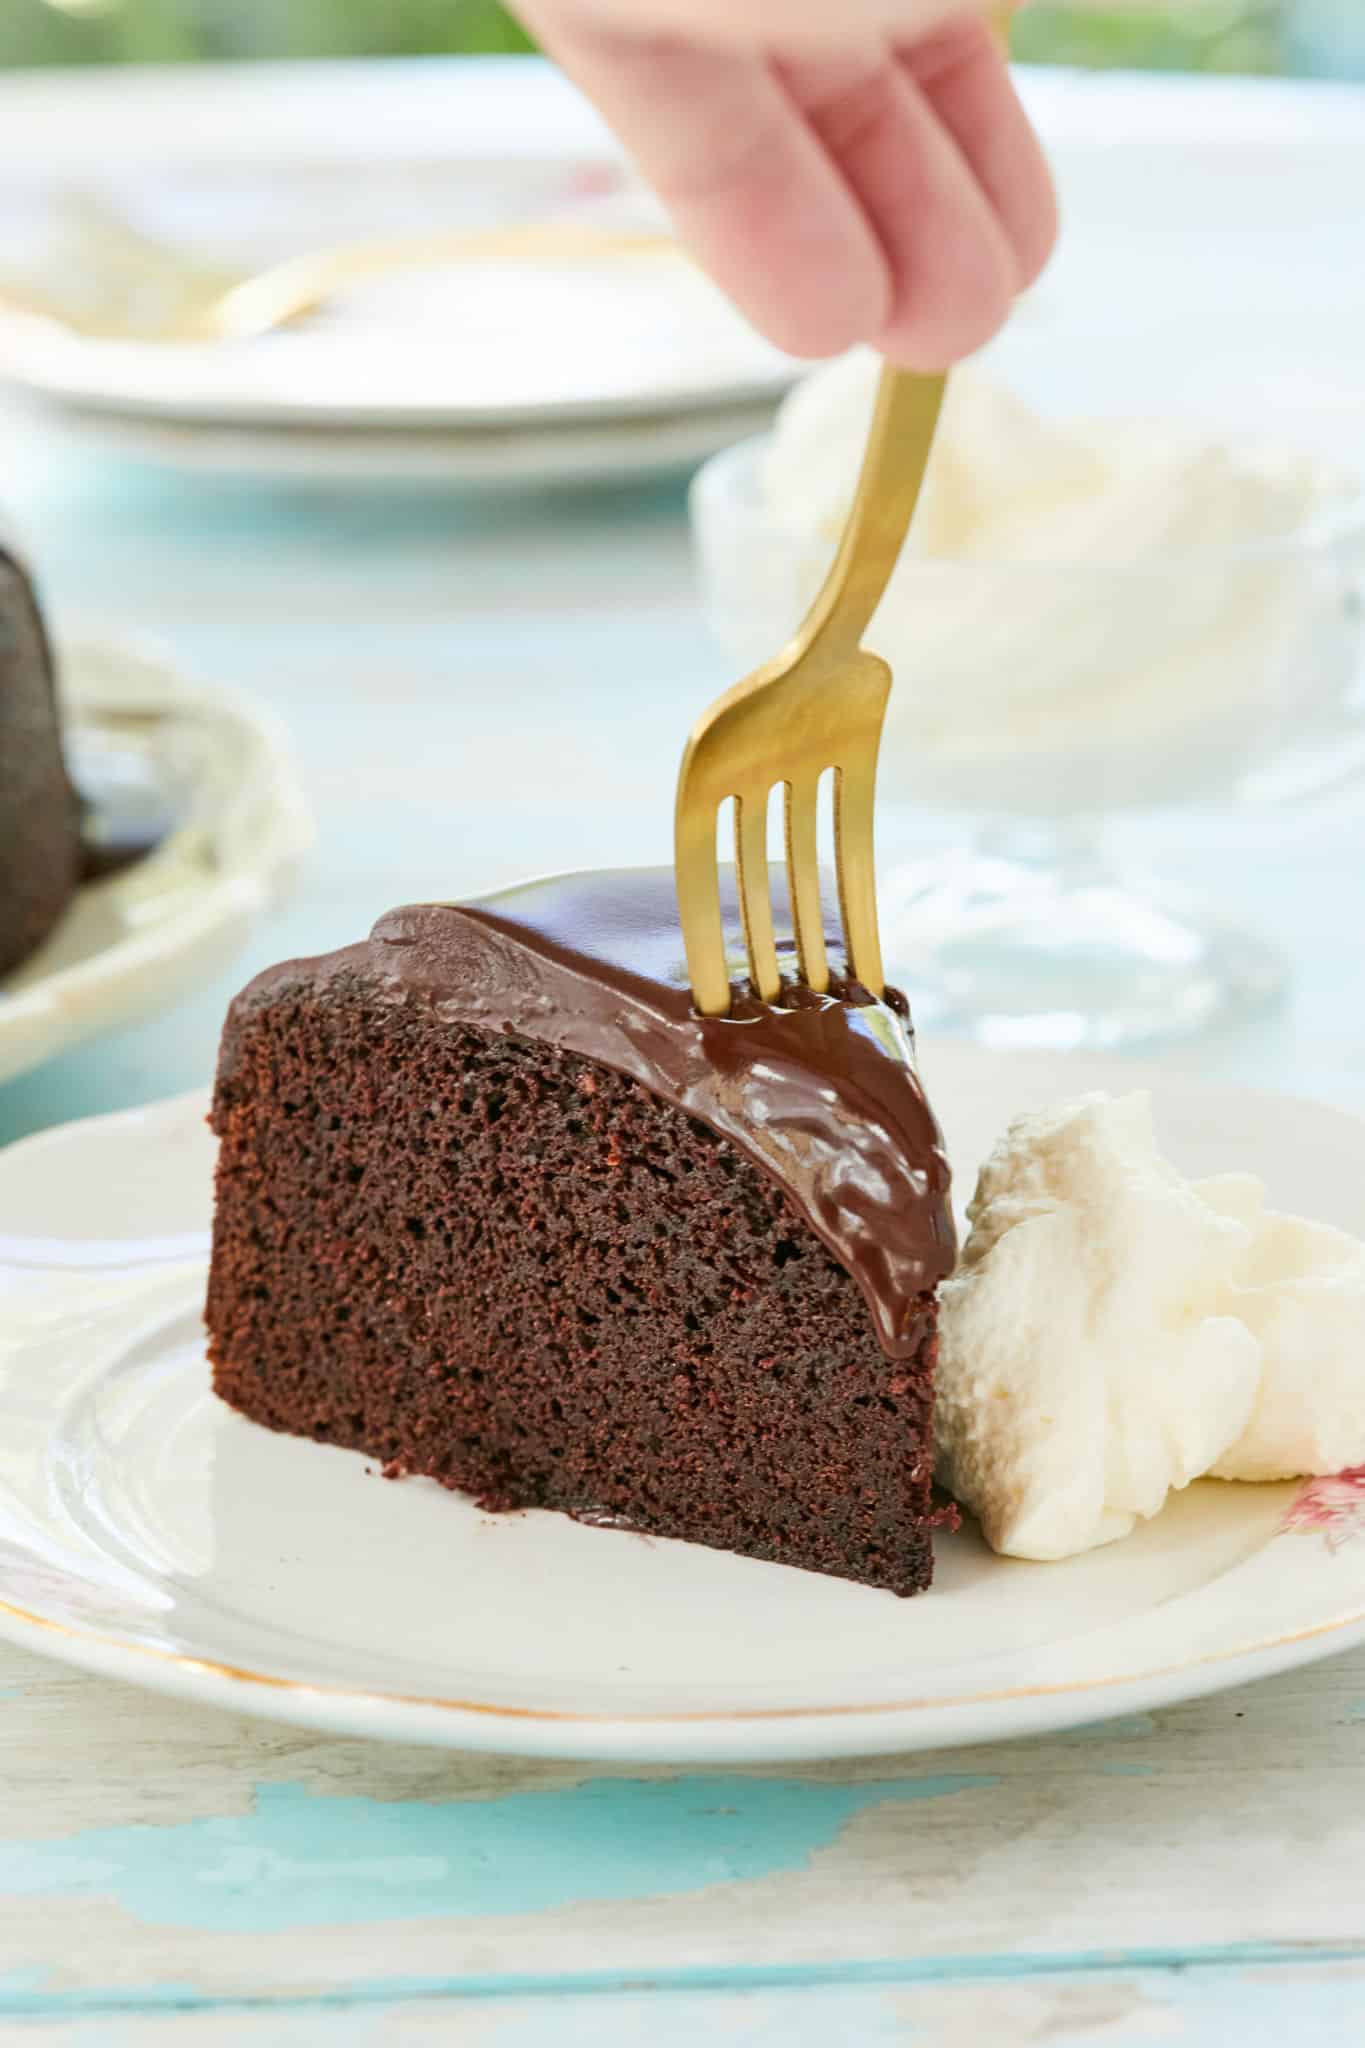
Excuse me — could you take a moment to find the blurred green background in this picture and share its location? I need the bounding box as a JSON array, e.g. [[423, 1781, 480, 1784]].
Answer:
[[0, 0, 1358, 74], [0, 0, 1361, 75]]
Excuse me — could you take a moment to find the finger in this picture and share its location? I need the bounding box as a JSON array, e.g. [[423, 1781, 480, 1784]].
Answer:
[[514, 14, 891, 357], [904, 16, 1058, 288], [519, 0, 985, 54], [778, 46, 1017, 367]]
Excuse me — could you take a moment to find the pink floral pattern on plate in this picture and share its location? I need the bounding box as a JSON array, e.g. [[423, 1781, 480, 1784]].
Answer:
[[1284, 1467, 1365, 1551]]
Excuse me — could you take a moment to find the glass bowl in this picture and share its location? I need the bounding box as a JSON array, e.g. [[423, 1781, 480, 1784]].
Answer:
[[690, 434, 1365, 1048]]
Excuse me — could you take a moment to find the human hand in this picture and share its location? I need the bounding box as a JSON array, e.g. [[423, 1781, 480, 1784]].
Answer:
[[512, 0, 1056, 367]]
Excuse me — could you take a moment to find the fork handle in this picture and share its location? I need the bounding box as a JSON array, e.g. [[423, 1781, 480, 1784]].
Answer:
[[792, 366, 946, 663]]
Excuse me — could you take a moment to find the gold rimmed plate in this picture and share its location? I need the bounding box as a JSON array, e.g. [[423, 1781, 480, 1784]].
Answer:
[[1, 1053, 1364, 1761]]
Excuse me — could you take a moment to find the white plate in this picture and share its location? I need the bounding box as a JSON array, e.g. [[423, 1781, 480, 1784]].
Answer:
[[3, 1048, 1364, 1761], [0, 154, 795, 433], [0, 642, 312, 1086]]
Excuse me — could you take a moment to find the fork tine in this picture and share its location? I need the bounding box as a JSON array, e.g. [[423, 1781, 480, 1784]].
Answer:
[[735, 788, 782, 1003], [784, 776, 829, 996], [834, 755, 885, 997], [675, 796, 731, 1017], [678, 365, 939, 1014]]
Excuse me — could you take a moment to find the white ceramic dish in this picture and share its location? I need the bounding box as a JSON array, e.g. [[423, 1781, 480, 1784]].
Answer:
[[0, 641, 312, 1087], [2, 1048, 1363, 1762], [0, 265, 794, 434], [0, 154, 795, 434]]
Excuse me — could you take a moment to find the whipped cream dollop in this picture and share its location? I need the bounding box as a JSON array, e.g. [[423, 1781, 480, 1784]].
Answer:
[[936, 1093, 1365, 1560], [765, 350, 1329, 567], [1201, 1177, 1365, 1484], [757, 352, 1351, 811]]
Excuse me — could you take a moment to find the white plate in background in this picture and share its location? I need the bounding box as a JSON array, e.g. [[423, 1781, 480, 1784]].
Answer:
[[50, 396, 787, 488], [1, 1049, 1363, 1761], [0, 641, 312, 1087], [0, 154, 795, 433]]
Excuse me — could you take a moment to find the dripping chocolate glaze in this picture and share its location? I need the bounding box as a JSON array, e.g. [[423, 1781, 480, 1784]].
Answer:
[[223, 867, 956, 1360]]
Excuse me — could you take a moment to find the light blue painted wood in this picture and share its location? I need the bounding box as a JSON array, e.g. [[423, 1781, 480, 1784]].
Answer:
[[0, 1775, 998, 1934], [6, 1951, 1365, 2032]]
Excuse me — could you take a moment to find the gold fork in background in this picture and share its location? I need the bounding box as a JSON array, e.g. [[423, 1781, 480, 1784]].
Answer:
[[197, 223, 675, 345], [0, 220, 674, 346], [674, 366, 945, 1018]]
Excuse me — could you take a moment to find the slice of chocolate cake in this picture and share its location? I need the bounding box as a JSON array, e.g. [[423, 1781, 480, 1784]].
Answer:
[[207, 868, 955, 1595]]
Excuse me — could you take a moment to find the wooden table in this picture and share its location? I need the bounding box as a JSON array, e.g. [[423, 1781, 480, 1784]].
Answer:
[[2, 55, 1365, 2046]]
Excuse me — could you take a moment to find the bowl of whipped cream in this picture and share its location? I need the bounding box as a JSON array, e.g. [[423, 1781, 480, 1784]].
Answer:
[[692, 348, 1364, 817], [691, 351, 1365, 1047]]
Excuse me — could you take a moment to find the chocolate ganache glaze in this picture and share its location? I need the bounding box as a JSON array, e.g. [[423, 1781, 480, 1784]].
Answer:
[[224, 866, 956, 1356]]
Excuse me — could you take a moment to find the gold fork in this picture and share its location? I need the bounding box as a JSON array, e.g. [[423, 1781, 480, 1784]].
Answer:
[[675, 2, 1016, 1017], [674, 364, 945, 1017], [0, 210, 674, 347], [196, 223, 674, 345]]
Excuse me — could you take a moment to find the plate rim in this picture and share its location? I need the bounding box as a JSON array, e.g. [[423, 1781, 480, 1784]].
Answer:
[[33, 395, 787, 488], [3, 1067, 1365, 1761], [0, 330, 799, 434], [0, 1556, 1360, 1763]]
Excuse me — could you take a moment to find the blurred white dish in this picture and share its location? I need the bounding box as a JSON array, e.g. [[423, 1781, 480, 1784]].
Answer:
[[0, 156, 796, 433], [0, 641, 312, 1087], [691, 364, 1365, 1048], [694, 359, 1365, 817], [2, 1052, 1365, 1760], [52, 394, 786, 489]]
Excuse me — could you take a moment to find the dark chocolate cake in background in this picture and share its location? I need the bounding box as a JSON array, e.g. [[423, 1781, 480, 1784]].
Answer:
[[0, 540, 79, 978], [207, 869, 956, 1595]]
